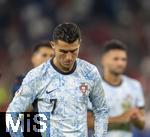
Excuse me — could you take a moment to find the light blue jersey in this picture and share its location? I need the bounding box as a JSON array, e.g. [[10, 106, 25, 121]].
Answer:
[[88, 75, 145, 137], [6, 58, 108, 137], [103, 76, 145, 137]]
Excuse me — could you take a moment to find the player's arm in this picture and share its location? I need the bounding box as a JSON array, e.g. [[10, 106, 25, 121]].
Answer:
[[108, 108, 145, 130], [89, 67, 108, 137], [130, 82, 145, 129], [6, 72, 38, 136], [109, 108, 136, 123], [110, 82, 145, 130], [87, 110, 94, 129], [109, 108, 145, 130], [130, 108, 145, 129], [88, 108, 132, 131], [88, 81, 146, 131], [108, 109, 134, 131]]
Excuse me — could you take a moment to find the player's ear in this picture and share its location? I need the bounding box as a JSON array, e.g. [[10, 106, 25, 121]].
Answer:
[[49, 41, 55, 49]]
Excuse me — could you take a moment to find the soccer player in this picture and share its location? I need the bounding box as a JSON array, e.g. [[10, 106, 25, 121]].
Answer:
[[88, 40, 145, 137], [11, 42, 54, 97], [6, 23, 108, 137], [31, 42, 54, 67]]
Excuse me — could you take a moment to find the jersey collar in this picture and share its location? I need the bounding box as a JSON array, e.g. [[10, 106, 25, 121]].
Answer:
[[50, 58, 77, 75], [102, 77, 123, 87]]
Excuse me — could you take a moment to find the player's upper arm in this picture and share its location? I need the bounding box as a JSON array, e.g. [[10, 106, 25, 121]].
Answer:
[[89, 67, 108, 113], [135, 81, 145, 109], [88, 67, 108, 136], [7, 70, 39, 113]]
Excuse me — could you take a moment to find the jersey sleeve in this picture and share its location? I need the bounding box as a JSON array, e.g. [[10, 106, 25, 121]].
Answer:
[[135, 82, 145, 108], [89, 67, 108, 137], [6, 71, 38, 137]]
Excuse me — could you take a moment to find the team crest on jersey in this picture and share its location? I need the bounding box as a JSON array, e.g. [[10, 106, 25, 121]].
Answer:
[[80, 83, 88, 94], [122, 94, 132, 111]]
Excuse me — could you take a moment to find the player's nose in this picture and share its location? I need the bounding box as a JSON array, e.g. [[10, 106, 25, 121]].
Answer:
[[66, 52, 73, 60]]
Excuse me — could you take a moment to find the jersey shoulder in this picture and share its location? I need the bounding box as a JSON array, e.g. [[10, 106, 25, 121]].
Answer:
[[23, 60, 51, 84], [77, 58, 99, 80], [123, 75, 142, 90]]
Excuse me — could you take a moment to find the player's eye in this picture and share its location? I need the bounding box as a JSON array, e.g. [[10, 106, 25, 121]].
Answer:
[[35, 52, 49, 57], [42, 54, 49, 58], [70, 49, 78, 53], [60, 50, 68, 53], [59, 49, 78, 54], [113, 57, 119, 61], [122, 58, 127, 61]]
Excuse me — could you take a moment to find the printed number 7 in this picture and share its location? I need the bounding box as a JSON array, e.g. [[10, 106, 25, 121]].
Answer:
[[50, 99, 57, 114]]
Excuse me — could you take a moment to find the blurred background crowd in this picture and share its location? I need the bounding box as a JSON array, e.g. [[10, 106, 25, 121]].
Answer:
[[0, 0, 150, 136]]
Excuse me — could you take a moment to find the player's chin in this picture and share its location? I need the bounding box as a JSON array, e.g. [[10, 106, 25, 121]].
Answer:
[[113, 70, 124, 75], [63, 65, 73, 69], [63, 63, 74, 68]]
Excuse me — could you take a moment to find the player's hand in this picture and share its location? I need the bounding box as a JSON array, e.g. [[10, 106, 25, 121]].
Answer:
[[120, 109, 135, 123], [129, 108, 145, 129], [130, 108, 144, 122], [108, 109, 134, 124]]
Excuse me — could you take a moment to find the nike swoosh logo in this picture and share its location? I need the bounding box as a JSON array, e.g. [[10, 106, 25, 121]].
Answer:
[[46, 89, 57, 94]]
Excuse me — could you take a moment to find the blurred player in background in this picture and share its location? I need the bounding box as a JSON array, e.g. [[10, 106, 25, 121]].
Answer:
[[88, 40, 145, 137], [11, 42, 54, 97], [6, 23, 108, 137], [31, 42, 54, 67]]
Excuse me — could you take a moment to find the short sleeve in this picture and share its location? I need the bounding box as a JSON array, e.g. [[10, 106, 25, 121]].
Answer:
[[135, 82, 145, 108]]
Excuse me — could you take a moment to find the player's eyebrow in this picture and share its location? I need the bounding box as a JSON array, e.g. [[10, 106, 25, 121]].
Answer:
[[59, 48, 78, 53]]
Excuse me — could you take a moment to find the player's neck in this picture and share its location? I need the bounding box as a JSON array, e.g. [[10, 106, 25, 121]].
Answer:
[[103, 71, 122, 86]]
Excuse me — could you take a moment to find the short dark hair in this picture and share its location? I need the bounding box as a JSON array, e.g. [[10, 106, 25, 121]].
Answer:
[[102, 40, 127, 54], [33, 42, 52, 53], [53, 23, 81, 43]]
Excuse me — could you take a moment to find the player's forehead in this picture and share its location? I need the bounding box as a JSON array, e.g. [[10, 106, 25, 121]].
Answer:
[[55, 40, 80, 50], [38, 47, 53, 53], [106, 49, 127, 57]]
